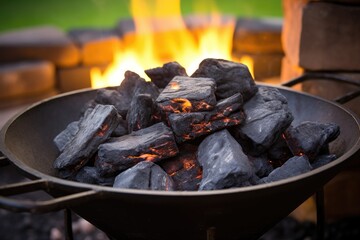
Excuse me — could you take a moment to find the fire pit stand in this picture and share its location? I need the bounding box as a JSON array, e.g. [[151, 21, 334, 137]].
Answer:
[[0, 72, 359, 240]]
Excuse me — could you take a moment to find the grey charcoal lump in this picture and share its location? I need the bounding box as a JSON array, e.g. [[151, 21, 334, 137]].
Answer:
[[53, 58, 341, 192]]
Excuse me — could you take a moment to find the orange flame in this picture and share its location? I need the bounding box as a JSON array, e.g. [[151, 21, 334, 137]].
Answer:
[[90, 0, 242, 88]]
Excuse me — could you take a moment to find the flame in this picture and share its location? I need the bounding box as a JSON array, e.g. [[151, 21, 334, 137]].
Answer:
[[90, 0, 247, 88]]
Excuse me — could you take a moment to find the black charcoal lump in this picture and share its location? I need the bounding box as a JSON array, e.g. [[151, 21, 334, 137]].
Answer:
[[232, 86, 293, 156], [96, 122, 179, 177], [53, 104, 120, 178], [113, 161, 175, 191], [197, 129, 254, 190], [284, 121, 340, 161], [311, 154, 337, 169], [54, 121, 79, 152], [156, 76, 217, 113], [261, 155, 312, 183], [191, 58, 257, 100], [145, 61, 188, 88], [126, 94, 155, 132], [75, 166, 115, 186], [168, 93, 245, 143]]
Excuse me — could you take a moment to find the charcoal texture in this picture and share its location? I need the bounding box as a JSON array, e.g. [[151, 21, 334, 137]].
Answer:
[[311, 154, 337, 169], [169, 93, 244, 143], [75, 166, 115, 186], [249, 155, 274, 178], [156, 76, 217, 113], [126, 94, 155, 132], [54, 121, 79, 152], [53, 105, 120, 178], [113, 161, 175, 191], [232, 86, 293, 156], [284, 121, 340, 161], [96, 122, 179, 177], [145, 61, 188, 88], [95, 71, 159, 117], [160, 144, 201, 191], [261, 155, 312, 183], [198, 130, 254, 190], [111, 116, 128, 137], [267, 136, 293, 167], [191, 58, 257, 100]]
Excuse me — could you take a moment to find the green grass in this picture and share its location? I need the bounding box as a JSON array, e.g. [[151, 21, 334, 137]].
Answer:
[[0, 0, 282, 33]]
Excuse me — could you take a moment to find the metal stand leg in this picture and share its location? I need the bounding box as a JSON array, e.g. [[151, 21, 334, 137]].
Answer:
[[316, 188, 325, 240], [64, 208, 74, 240]]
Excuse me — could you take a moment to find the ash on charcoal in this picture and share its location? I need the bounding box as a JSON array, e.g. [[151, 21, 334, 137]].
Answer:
[[260, 155, 312, 183], [145, 61, 188, 88], [96, 122, 179, 177], [249, 155, 274, 178], [284, 121, 340, 161], [53, 104, 120, 178], [159, 144, 202, 191], [232, 86, 293, 156], [156, 76, 217, 114], [126, 94, 156, 133], [95, 71, 159, 117], [169, 93, 244, 143], [197, 129, 254, 190], [191, 58, 257, 100], [311, 154, 337, 169], [113, 161, 175, 191], [75, 166, 115, 186], [54, 121, 79, 152]]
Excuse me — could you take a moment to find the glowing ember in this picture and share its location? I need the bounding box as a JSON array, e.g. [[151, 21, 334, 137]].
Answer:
[[169, 81, 180, 90], [128, 153, 158, 162], [90, 0, 238, 88]]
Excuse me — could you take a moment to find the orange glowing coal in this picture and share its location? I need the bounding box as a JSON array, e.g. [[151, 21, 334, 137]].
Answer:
[[90, 0, 254, 88]]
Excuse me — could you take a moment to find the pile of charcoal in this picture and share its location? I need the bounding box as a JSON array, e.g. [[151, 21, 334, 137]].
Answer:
[[53, 58, 340, 191]]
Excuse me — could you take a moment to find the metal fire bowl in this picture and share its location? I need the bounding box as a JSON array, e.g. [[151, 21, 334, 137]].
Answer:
[[1, 84, 360, 240]]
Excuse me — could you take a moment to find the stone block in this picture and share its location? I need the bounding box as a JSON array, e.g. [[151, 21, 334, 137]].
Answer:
[[0, 61, 55, 99], [233, 18, 283, 54], [0, 26, 80, 67], [282, 1, 360, 71], [68, 28, 121, 66], [57, 65, 108, 92], [233, 52, 283, 80]]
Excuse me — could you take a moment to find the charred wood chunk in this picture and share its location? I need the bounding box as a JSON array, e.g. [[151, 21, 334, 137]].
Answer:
[[95, 71, 159, 117], [126, 94, 155, 133], [260, 155, 312, 183], [249, 155, 274, 178], [95, 88, 128, 117], [197, 130, 254, 190], [169, 93, 244, 143], [75, 166, 115, 186], [156, 76, 217, 114], [191, 58, 257, 100], [267, 136, 293, 167], [96, 122, 179, 177], [311, 154, 337, 169], [145, 61, 188, 88], [111, 116, 128, 137], [232, 86, 293, 156], [54, 121, 79, 152], [160, 144, 202, 191], [113, 161, 175, 191], [284, 121, 340, 161], [53, 105, 120, 178]]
